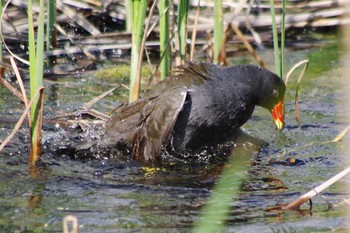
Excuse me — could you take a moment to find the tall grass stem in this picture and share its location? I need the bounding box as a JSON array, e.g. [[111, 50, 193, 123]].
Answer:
[[125, 0, 132, 32], [193, 148, 251, 232], [129, 0, 148, 102], [190, 0, 200, 61], [177, 0, 189, 64], [214, 0, 223, 64], [280, 0, 287, 78], [269, 0, 280, 76], [28, 0, 45, 165], [158, 0, 170, 80], [46, 0, 56, 52]]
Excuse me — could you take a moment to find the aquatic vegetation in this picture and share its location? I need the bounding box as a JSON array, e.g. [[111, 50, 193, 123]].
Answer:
[[94, 64, 151, 83], [158, 0, 170, 80], [129, 0, 148, 102], [28, 0, 45, 165]]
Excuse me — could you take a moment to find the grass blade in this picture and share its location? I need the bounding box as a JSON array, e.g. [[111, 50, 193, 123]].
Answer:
[[46, 0, 56, 52], [158, 0, 170, 80], [280, 0, 287, 78], [269, 0, 280, 75], [190, 0, 200, 61], [28, 0, 45, 165], [285, 59, 309, 124], [136, 0, 157, 87], [193, 148, 251, 232], [332, 124, 350, 142], [177, 0, 189, 64], [129, 0, 148, 102], [213, 0, 223, 64], [125, 0, 132, 32]]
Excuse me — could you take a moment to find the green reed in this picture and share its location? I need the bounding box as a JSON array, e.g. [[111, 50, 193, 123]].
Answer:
[[125, 0, 132, 32], [46, 0, 56, 52], [193, 148, 251, 232], [28, 0, 45, 165], [177, 0, 189, 63], [280, 0, 287, 78], [158, 0, 171, 80], [129, 0, 148, 102], [213, 0, 223, 64], [270, 0, 287, 78]]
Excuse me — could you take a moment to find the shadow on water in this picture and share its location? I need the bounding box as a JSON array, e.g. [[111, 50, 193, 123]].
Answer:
[[1, 34, 350, 232]]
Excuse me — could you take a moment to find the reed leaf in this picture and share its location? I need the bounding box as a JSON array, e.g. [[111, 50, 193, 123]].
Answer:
[[269, 0, 280, 76], [285, 59, 309, 124], [10, 57, 30, 114], [332, 124, 350, 142], [193, 148, 250, 232], [190, 0, 201, 61], [28, 0, 45, 165], [280, 0, 287, 78], [46, 0, 56, 52], [129, 0, 148, 102], [213, 0, 223, 64], [125, 0, 132, 32], [177, 0, 189, 64], [158, 0, 170, 80]]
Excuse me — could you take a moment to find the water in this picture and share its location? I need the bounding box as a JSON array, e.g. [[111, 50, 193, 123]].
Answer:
[[1, 32, 350, 232]]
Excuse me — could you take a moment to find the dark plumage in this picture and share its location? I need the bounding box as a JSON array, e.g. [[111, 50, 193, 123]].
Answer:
[[75, 62, 285, 162]]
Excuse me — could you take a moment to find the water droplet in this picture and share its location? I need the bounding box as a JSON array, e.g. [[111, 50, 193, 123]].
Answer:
[[93, 170, 104, 177]]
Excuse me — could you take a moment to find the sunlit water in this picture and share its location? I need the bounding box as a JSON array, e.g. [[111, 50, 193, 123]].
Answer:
[[1, 32, 350, 232]]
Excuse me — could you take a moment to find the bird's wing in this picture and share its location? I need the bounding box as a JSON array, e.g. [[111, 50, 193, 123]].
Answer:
[[101, 98, 149, 145], [131, 86, 187, 162]]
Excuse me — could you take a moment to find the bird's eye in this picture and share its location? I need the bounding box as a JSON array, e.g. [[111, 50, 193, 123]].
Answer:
[[272, 89, 279, 97]]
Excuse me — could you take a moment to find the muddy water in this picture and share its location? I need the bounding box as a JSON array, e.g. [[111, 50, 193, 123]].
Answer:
[[1, 33, 350, 232]]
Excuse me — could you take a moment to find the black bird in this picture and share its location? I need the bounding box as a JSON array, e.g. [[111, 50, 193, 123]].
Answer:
[[76, 62, 285, 162]]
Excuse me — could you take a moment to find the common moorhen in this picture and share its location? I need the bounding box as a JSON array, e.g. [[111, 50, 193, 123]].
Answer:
[[76, 62, 285, 162]]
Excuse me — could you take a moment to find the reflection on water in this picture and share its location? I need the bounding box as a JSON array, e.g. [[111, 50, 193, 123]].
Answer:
[[1, 37, 350, 232]]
